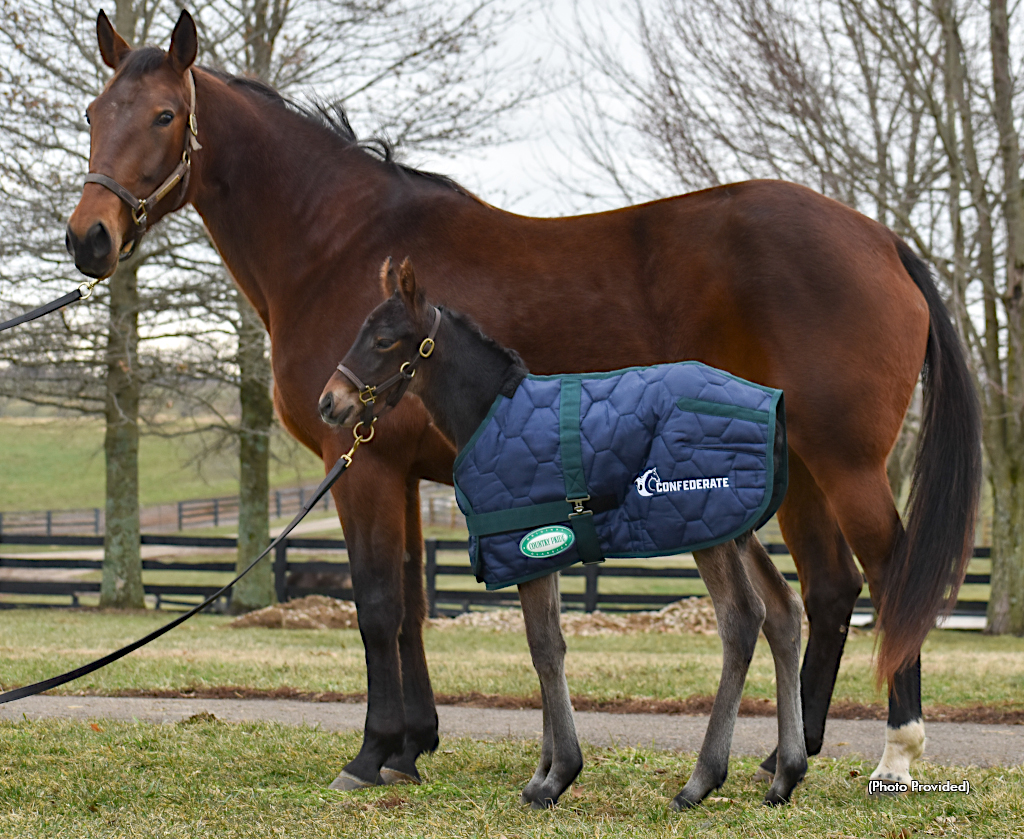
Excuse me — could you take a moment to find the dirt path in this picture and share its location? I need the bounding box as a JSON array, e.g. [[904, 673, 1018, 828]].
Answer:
[[2, 695, 1020, 768]]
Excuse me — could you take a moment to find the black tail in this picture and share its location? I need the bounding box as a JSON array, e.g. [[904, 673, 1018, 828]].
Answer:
[[876, 240, 982, 687]]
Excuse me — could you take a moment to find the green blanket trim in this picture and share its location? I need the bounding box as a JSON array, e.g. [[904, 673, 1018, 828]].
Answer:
[[675, 396, 770, 425]]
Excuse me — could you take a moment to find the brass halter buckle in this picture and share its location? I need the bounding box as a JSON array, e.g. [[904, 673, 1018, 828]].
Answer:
[[358, 385, 377, 405]]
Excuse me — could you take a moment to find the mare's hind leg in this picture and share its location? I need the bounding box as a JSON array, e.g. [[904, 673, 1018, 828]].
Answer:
[[757, 454, 863, 779], [740, 535, 808, 805], [673, 541, 765, 810], [821, 466, 924, 789], [518, 573, 583, 808], [380, 478, 439, 785]]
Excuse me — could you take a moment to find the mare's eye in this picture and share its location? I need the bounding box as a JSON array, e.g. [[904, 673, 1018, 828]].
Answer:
[[84, 111, 91, 125], [155, 111, 174, 127], [374, 337, 396, 350]]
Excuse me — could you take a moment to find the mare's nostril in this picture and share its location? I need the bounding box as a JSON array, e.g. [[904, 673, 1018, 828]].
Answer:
[[86, 222, 111, 260], [65, 228, 75, 257], [319, 391, 334, 418]]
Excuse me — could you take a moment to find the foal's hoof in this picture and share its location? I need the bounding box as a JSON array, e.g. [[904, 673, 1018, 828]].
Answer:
[[762, 789, 791, 807], [752, 766, 774, 784], [379, 767, 421, 786], [328, 770, 380, 791], [669, 792, 700, 811]]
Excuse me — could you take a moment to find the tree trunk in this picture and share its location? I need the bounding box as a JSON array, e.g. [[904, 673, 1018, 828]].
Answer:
[[100, 259, 144, 609], [231, 293, 274, 613], [986, 462, 1024, 634], [987, 0, 1024, 635]]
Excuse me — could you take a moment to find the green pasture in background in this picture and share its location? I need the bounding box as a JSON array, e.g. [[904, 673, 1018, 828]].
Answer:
[[0, 417, 324, 510], [1, 611, 1022, 712], [0, 721, 1018, 839]]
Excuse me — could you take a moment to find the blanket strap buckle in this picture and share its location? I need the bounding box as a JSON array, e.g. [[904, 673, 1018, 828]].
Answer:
[[566, 494, 603, 565], [567, 495, 591, 517]]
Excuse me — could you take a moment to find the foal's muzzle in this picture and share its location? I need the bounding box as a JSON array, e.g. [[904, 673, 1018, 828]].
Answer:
[[319, 389, 355, 426]]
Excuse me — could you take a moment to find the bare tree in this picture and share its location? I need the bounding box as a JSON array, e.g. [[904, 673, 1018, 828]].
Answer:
[[566, 0, 1022, 632]]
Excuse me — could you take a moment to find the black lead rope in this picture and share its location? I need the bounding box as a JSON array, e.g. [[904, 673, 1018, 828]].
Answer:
[[0, 453, 352, 705], [0, 289, 84, 334]]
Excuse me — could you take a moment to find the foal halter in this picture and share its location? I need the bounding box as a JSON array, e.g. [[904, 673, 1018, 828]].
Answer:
[[335, 306, 442, 442], [83, 69, 202, 260]]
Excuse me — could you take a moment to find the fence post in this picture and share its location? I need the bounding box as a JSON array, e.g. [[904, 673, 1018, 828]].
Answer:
[[213, 498, 219, 527], [94, 508, 101, 535], [0, 511, 4, 538], [274, 539, 289, 602], [275, 491, 282, 519], [299, 487, 305, 511], [425, 539, 438, 618], [45, 510, 52, 537], [584, 563, 600, 613], [177, 501, 183, 531]]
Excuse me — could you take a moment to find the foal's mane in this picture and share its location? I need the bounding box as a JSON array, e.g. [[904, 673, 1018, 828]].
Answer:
[[441, 306, 528, 396], [116, 46, 476, 198]]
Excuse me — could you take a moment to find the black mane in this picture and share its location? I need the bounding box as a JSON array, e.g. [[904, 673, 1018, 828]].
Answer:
[[219, 74, 474, 197], [441, 306, 528, 397]]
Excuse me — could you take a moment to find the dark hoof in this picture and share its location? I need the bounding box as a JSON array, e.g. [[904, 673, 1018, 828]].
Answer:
[[530, 797, 555, 810], [328, 770, 380, 791], [379, 766, 421, 786], [762, 789, 791, 807], [670, 793, 701, 811]]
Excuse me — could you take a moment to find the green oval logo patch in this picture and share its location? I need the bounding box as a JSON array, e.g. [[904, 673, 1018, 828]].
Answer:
[[520, 525, 575, 558]]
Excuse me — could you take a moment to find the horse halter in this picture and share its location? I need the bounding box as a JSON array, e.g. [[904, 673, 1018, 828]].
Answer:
[[83, 69, 202, 260], [335, 306, 442, 443]]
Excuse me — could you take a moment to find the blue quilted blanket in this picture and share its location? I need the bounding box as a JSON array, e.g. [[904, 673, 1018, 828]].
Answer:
[[453, 362, 787, 590]]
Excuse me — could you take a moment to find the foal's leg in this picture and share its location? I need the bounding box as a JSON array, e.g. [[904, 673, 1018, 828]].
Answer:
[[673, 541, 765, 810], [518, 573, 583, 808], [739, 535, 808, 805], [758, 454, 863, 779], [379, 478, 439, 784], [328, 466, 409, 791]]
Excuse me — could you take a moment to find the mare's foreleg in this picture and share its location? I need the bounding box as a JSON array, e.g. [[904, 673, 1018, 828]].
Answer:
[[379, 478, 439, 784], [673, 540, 765, 810], [328, 474, 408, 791], [740, 535, 808, 805], [518, 573, 582, 808]]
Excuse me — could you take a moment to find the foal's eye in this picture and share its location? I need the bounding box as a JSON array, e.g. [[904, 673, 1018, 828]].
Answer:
[[155, 111, 174, 127], [374, 337, 396, 350]]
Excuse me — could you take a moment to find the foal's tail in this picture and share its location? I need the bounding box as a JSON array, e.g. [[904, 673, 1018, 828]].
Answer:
[[876, 239, 982, 688]]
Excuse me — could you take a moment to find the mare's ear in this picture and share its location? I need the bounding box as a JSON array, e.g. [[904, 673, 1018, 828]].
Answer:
[[97, 10, 131, 70], [397, 257, 425, 312], [167, 9, 198, 75], [379, 257, 399, 298]]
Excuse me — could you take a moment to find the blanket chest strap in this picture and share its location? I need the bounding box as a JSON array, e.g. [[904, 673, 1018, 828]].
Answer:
[[560, 378, 605, 565]]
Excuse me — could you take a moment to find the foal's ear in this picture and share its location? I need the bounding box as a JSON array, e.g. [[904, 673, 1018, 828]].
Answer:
[[167, 9, 198, 75], [379, 257, 399, 299], [97, 10, 131, 70], [397, 257, 425, 311]]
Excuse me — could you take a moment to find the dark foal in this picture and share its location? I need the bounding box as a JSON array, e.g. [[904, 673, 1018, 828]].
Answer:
[[319, 258, 809, 808]]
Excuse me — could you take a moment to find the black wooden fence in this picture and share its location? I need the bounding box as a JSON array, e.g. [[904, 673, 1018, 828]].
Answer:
[[0, 534, 992, 618]]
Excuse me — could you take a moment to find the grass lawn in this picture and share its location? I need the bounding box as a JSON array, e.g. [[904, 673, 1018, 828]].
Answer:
[[0, 417, 324, 510], [0, 720, 1019, 838], [1, 611, 1022, 712]]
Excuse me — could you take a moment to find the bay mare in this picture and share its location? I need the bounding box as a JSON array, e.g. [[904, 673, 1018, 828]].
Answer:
[[66, 11, 980, 794], [319, 257, 809, 808]]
